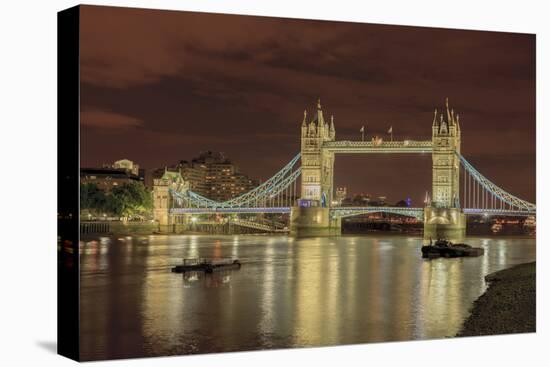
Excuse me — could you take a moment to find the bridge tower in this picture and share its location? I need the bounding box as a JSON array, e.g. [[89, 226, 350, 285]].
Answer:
[[153, 169, 188, 232], [424, 98, 466, 239], [290, 99, 341, 236]]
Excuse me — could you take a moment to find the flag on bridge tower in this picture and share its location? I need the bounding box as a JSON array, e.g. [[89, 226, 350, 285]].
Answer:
[[388, 126, 393, 141], [360, 125, 365, 141]]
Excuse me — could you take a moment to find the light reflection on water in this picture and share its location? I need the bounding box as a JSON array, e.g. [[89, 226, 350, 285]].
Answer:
[[79, 234, 535, 361]]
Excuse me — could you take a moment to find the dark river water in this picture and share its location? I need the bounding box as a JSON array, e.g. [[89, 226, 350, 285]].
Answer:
[[78, 234, 536, 361]]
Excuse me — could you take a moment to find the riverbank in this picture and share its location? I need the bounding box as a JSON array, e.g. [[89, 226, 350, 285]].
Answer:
[[457, 261, 536, 337]]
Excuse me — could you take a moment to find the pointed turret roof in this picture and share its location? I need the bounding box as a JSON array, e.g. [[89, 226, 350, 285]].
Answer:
[[446, 97, 452, 124], [309, 97, 325, 126], [439, 113, 448, 134]]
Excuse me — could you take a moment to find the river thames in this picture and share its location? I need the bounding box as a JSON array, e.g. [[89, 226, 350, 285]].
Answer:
[[78, 234, 535, 360]]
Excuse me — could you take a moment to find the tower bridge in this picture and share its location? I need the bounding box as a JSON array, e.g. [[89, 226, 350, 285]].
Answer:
[[154, 98, 535, 237]]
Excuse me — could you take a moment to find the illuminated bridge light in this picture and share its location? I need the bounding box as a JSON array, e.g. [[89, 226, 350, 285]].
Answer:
[[164, 143, 535, 222]]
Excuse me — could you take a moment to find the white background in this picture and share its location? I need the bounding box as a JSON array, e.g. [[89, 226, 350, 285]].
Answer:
[[0, 0, 548, 365]]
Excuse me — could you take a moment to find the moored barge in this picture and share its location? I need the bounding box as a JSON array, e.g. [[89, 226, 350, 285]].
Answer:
[[422, 239, 484, 258], [171, 258, 242, 273]]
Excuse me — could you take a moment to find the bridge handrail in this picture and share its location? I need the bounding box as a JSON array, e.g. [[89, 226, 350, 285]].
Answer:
[[457, 153, 536, 212], [170, 207, 292, 214], [463, 208, 536, 215]]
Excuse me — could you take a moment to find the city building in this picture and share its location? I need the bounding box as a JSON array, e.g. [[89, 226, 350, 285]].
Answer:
[[109, 159, 146, 182], [175, 159, 208, 195], [334, 187, 347, 205], [195, 151, 259, 201], [341, 193, 370, 206], [111, 159, 140, 176], [80, 167, 143, 191], [354, 193, 371, 206], [154, 151, 259, 202], [376, 196, 387, 206], [81, 159, 146, 191], [395, 199, 408, 207]]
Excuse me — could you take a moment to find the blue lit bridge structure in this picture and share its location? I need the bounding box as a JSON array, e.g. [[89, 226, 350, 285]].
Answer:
[[155, 99, 535, 236], [167, 151, 534, 231]]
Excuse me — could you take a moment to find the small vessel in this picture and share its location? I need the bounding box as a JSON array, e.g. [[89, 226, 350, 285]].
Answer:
[[421, 238, 484, 258], [172, 258, 241, 273]]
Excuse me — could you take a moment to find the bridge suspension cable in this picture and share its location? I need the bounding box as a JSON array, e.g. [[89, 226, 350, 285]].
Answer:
[[458, 153, 535, 213], [170, 153, 302, 209], [169, 150, 534, 217]]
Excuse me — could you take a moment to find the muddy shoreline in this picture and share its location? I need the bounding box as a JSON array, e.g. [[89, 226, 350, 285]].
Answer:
[[457, 261, 536, 337]]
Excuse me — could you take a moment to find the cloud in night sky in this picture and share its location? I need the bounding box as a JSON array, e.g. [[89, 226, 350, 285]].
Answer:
[[79, 5, 536, 205], [81, 109, 144, 129]]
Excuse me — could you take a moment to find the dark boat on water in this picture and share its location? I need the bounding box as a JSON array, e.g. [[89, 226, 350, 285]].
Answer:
[[421, 238, 484, 258], [171, 258, 242, 273]]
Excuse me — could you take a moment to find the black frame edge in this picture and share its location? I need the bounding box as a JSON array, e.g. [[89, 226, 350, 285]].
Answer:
[[57, 5, 80, 362]]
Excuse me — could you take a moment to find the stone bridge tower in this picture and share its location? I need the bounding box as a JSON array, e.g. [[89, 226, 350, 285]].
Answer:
[[424, 98, 466, 239], [432, 97, 461, 208], [153, 169, 188, 232], [300, 99, 336, 206], [291, 99, 340, 237]]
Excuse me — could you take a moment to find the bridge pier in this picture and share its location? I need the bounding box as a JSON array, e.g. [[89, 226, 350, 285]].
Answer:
[[290, 206, 341, 237], [423, 207, 466, 240], [153, 209, 173, 233]]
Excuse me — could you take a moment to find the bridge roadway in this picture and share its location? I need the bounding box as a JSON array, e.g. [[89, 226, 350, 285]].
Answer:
[[462, 208, 535, 216], [170, 206, 424, 216], [170, 206, 535, 219], [170, 206, 424, 221], [191, 219, 289, 232], [172, 207, 292, 214]]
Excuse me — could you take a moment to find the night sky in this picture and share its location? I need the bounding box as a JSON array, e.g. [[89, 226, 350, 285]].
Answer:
[[79, 5, 535, 206]]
